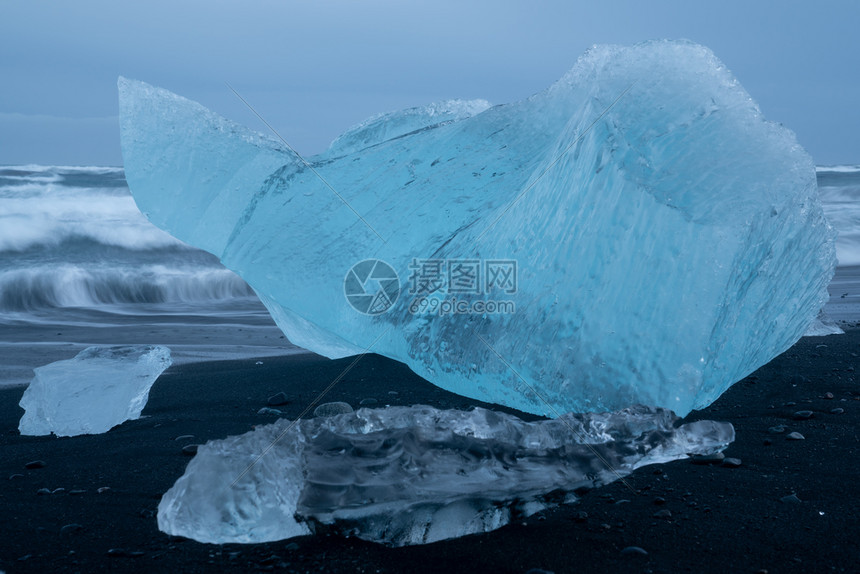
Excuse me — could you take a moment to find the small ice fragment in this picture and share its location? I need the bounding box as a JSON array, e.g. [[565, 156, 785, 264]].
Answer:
[[267, 392, 289, 406], [18, 346, 172, 437], [312, 402, 353, 417], [803, 311, 844, 336]]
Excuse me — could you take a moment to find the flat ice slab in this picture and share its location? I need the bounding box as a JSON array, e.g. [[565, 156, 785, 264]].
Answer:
[[158, 404, 733, 546], [18, 345, 172, 437]]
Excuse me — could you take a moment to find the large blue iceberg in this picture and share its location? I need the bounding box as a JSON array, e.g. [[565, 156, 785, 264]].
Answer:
[[119, 40, 835, 417]]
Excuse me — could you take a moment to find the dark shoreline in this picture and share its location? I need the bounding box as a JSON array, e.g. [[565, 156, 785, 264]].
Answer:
[[1, 330, 858, 573]]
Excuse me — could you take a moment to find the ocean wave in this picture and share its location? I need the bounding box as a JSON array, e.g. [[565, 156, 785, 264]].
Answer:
[[819, 178, 860, 266], [0, 172, 62, 184], [0, 164, 124, 175], [0, 215, 184, 252], [816, 165, 860, 174], [0, 186, 185, 252], [832, 232, 860, 267], [0, 265, 256, 311]]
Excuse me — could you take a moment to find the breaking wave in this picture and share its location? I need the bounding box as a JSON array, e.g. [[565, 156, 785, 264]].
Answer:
[[0, 265, 255, 312], [817, 166, 860, 266]]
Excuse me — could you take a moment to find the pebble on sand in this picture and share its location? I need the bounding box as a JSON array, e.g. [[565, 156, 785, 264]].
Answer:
[[181, 444, 199, 456], [60, 523, 84, 536], [786, 432, 805, 440], [792, 410, 814, 420], [24, 460, 46, 469], [621, 546, 649, 556], [267, 392, 290, 406], [691, 452, 725, 465], [106, 548, 145, 558]]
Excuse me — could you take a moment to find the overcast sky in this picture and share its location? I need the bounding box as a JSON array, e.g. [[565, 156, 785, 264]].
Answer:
[[2, 1, 858, 166]]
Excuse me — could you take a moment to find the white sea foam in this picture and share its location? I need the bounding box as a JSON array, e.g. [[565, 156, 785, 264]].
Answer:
[[816, 165, 860, 174], [1, 164, 124, 174], [0, 183, 184, 251]]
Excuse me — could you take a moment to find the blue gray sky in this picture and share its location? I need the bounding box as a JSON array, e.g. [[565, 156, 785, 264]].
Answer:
[[2, 1, 858, 166]]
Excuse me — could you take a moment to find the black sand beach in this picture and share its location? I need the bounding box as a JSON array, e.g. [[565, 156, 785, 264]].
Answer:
[[1, 328, 858, 574]]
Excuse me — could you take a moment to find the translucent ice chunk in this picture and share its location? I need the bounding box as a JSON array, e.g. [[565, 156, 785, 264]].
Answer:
[[18, 345, 172, 437], [157, 404, 733, 546], [804, 310, 844, 336], [119, 40, 835, 417]]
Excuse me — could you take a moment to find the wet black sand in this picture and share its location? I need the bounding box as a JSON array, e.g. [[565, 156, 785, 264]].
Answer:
[[1, 329, 858, 573]]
